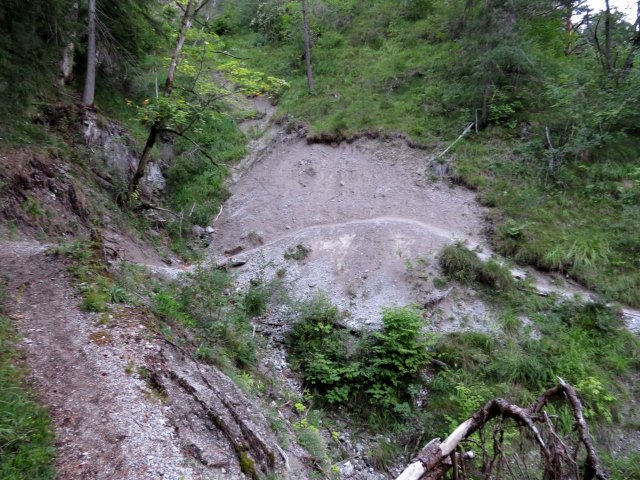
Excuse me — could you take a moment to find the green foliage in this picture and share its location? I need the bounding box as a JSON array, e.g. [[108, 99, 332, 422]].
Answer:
[[463, 135, 640, 307], [429, 297, 639, 432], [439, 243, 515, 292], [576, 376, 616, 423], [152, 266, 258, 370], [218, 0, 640, 308], [243, 283, 270, 317], [294, 420, 327, 465], [53, 240, 116, 313], [0, 302, 55, 479], [361, 307, 430, 413], [0, 0, 70, 114], [81, 289, 108, 313], [368, 438, 402, 472], [283, 244, 311, 261], [287, 297, 430, 421], [606, 452, 640, 480]]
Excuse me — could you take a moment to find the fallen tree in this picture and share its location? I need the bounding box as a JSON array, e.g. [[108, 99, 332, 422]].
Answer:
[[396, 378, 608, 480]]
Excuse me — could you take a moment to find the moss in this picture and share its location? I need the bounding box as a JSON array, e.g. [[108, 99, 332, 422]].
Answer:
[[237, 450, 258, 480]]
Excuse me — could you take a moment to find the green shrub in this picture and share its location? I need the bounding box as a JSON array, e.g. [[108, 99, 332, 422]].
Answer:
[[152, 266, 257, 370], [81, 289, 108, 313], [439, 243, 515, 291], [243, 283, 270, 317], [286, 294, 349, 396], [360, 307, 431, 414], [439, 243, 484, 283], [287, 299, 430, 420]]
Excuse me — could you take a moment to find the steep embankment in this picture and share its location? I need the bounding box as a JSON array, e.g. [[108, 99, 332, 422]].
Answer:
[[0, 240, 300, 479], [211, 99, 640, 332]]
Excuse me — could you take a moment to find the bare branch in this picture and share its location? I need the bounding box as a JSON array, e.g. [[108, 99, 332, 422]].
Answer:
[[158, 127, 222, 168], [396, 381, 609, 480]]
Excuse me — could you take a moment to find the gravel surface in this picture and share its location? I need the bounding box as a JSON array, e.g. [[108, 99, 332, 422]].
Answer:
[[0, 241, 212, 479]]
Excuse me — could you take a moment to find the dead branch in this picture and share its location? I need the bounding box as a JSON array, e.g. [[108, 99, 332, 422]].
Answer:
[[136, 202, 182, 218], [158, 127, 222, 167], [427, 123, 475, 166], [213, 50, 248, 60], [396, 381, 608, 480]]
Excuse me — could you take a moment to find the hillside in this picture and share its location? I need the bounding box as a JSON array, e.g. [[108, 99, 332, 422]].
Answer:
[[1, 1, 640, 479]]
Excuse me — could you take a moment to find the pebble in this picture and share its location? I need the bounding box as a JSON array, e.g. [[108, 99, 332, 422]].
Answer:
[[340, 460, 355, 477]]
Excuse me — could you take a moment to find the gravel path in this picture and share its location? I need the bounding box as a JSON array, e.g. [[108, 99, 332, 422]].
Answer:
[[0, 241, 209, 480]]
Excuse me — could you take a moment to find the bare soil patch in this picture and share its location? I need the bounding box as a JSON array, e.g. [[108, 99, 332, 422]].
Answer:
[[211, 113, 493, 329]]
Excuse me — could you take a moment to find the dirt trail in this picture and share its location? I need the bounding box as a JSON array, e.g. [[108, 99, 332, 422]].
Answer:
[[212, 98, 640, 332], [0, 241, 203, 479], [0, 240, 296, 480]]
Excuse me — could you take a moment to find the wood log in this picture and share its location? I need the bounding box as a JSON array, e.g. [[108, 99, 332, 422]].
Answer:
[[395, 381, 608, 480]]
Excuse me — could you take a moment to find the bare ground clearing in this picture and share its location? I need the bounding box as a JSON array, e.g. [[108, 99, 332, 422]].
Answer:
[[210, 106, 492, 331], [210, 98, 640, 332]]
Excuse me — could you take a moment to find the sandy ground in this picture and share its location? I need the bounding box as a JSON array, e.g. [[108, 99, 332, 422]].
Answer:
[[210, 98, 640, 332], [211, 100, 499, 329]]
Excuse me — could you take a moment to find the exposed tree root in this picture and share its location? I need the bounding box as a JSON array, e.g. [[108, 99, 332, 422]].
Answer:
[[397, 379, 608, 480]]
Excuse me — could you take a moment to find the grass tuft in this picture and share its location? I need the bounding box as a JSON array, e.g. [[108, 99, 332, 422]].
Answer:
[[0, 289, 55, 479]]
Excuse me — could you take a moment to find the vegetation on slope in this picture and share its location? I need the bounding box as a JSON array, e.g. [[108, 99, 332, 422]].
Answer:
[[1, 0, 640, 477], [0, 283, 56, 479], [215, 0, 640, 307]]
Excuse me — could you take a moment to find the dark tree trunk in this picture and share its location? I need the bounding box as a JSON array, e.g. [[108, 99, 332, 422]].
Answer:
[[301, 0, 315, 94], [478, 84, 491, 130], [622, 0, 640, 71], [130, 0, 199, 194], [82, 0, 96, 106], [604, 0, 613, 74]]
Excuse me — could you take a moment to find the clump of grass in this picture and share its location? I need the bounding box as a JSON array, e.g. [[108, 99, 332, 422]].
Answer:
[[283, 244, 311, 261], [368, 438, 402, 472], [81, 288, 108, 312], [150, 265, 261, 371], [295, 424, 327, 465], [428, 298, 639, 437], [439, 243, 515, 291], [52, 240, 116, 311]]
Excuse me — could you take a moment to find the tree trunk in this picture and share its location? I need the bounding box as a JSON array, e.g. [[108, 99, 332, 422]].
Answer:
[[478, 84, 491, 130], [59, 2, 78, 85], [622, 0, 640, 71], [604, 0, 613, 74], [82, 0, 96, 106], [164, 1, 195, 96], [301, 0, 315, 94], [129, 0, 199, 194], [130, 123, 160, 197], [563, 0, 575, 55], [395, 380, 609, 480]]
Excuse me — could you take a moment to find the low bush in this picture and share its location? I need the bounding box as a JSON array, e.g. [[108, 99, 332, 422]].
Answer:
[[152, 266, 257, 370], [439, 243, 515, 291], [286, 297, 430, 420]]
